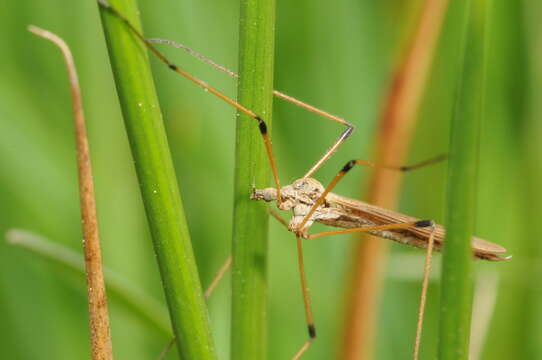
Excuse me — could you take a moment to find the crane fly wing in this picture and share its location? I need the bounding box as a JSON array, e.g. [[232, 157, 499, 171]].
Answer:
[[325, 192, 508, 258]]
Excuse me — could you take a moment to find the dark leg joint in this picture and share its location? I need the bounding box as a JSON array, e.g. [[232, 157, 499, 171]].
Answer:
[[415, 219, 434, 228], [168, 64, 178, 71], [256, 116, 268, 134], [341, 160, 356, 173], [308, 324, 317, 339], [343, 125, 354, 139]]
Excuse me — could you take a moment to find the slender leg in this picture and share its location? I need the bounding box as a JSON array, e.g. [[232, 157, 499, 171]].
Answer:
[[146, 38, 240, 79], [413, 223, 436, 360], [204, 256, 233, 298], [307, 220, 432, 240], [98, 0, 282, 203], [293, 220, 434, 359], [268, 208, 290, 229], [292, 234, 316, 360], [267, 208, 317, 359], [268, 209, 317, 359], [146, 37, 355, 178], [156, 339, 175, 360], [291, 220, 435, 359]]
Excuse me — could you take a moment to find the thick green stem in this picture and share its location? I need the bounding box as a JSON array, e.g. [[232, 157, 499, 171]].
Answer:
[[439, 0, 488, 358], [97, 1, 216, 359], [231, 0, 276, 359]]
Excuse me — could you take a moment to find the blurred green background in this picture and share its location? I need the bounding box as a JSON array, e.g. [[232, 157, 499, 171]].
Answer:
[[1, 0, 540, 359]]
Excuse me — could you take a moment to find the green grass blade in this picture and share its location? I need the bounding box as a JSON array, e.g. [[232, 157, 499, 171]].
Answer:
[[5, 229, 170, 336], [97, 1, 216, 359], [231, 0, 276, 359], [439, 0, 489, 359]]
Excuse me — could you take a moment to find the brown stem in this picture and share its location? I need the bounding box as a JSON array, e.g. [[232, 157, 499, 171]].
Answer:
[[28, 26, 113, 360], [340, 0, 449, 359]]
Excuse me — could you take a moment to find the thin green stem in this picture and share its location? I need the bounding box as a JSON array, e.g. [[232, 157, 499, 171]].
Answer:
[[231, 0, 276, 359], [439, 0, 489, 358], [97, 1, 216, 359], [5, 229, 170, 336]]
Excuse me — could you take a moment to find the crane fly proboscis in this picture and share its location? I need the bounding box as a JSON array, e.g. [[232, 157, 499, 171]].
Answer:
[[98, 1, 510, 359]]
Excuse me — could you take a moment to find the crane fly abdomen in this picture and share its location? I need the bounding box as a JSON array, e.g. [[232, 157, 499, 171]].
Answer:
[[322, 192, 509, 261]]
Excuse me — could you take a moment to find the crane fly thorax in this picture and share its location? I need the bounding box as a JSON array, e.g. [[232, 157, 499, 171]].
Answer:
[[284, 177, 326, 207], [252, 178, 326, 209], [251, 178, 340, 236]]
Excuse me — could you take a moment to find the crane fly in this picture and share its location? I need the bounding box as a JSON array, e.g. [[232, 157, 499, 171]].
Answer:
[[98, 1, 510, 359], [252, 177, 508, 262]]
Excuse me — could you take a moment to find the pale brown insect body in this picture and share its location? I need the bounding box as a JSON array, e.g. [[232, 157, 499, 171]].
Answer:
[[252, 177, 509, 261]]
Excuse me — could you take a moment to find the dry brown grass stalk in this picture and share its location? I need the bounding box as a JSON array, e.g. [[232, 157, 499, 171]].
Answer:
[[340, 0, 450, 358], [28, 25, 113, 360]]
